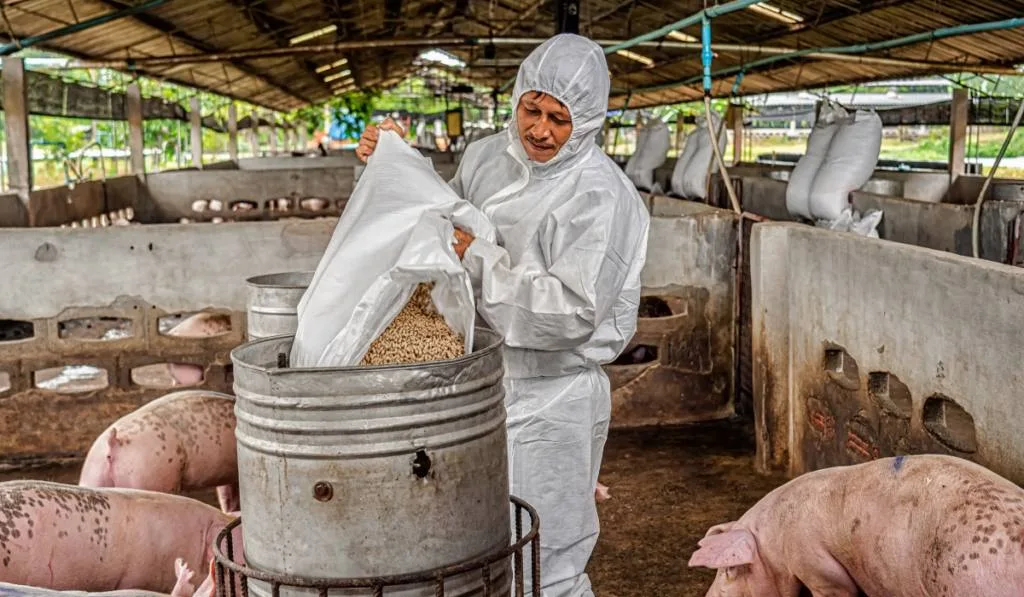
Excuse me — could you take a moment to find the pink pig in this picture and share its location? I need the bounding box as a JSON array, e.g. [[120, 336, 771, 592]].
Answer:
[[0, 482, 242, 594], [689, 454, 1024, 597], [0, 559, 205, 596], [78, 390, 239, 513]]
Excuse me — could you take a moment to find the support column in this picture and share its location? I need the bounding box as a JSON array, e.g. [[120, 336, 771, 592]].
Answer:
[[728, 102, 744, 166], [949, 88, 969, 180], [268, 113, 278, 155], [189, 96, 203, 169], [555, 0, 580, 34], [227, 103, 238, 163], [251, 114, 261, 157], [126, 83, 145, 174], [3, 57, 31, 202], [298, 126, 308, 153]]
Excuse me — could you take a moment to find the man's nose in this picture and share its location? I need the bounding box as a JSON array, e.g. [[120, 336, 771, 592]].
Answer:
[[530, 120, 553, 138]]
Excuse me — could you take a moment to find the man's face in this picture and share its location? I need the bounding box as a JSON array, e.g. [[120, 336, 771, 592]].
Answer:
[[516, 91, 573, 163]]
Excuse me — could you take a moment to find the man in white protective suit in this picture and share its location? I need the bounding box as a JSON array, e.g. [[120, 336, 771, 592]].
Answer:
[[357, 34, 650, 597]]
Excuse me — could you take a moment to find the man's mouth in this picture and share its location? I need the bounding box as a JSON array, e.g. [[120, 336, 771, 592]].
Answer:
[[526, 137, 554, 151]]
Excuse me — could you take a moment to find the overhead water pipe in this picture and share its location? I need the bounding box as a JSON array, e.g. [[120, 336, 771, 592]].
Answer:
[[0, 0, 169, 56], [701, 16, 741, 215], [631, 16, 1024, 95], [971, 98, 1024, 259]]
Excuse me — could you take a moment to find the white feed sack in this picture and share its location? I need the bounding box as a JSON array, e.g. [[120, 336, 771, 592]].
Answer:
[[786, 102, 883, 222], [786, 102, 848, 220], [670, 111, 727, 200], [625, 116, 671, 192], [290, 130, 496, 368], [808, 110, 883, 222]]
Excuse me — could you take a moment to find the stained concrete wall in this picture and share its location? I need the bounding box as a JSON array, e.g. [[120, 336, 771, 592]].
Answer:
[[751, 223, 1024, 486], [142, 168, 354, 222], [607, 197, 737, 429], [0, 219, 335, 467]]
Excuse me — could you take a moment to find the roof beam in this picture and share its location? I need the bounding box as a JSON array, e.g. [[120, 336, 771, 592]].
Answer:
[[95, 0, 309, 105], [235, 0, 332, 99]]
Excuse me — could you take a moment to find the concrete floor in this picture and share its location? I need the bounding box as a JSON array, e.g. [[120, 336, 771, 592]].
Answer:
[[0, 420, 785, 597]]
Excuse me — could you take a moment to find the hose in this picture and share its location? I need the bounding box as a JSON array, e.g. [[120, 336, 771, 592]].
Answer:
[[700, 15, 741, 214], [971, 97, 1024, 259]]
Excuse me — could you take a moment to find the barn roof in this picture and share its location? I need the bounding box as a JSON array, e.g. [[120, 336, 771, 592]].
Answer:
[[2, 0, 1023, 112]]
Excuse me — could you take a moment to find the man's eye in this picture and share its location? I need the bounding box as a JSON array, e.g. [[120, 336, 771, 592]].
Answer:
[[525, 107, 541, 115]]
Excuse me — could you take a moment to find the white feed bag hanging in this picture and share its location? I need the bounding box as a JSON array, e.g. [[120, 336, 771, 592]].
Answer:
[[785, 101, 849, 220], [290, 130, 496, 368], [625, 117, 671, 192], [808, 109, 883, 222], [672, 111, 726, 200]]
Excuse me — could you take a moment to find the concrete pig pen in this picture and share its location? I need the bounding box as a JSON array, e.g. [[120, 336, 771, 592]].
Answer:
[[752, 222, 1024, 487], [0, 219, 334, 469]]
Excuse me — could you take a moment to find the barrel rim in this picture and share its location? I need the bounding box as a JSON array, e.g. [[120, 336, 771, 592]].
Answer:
[[231, 327, 504, 375], [245, 271, 315, 288]]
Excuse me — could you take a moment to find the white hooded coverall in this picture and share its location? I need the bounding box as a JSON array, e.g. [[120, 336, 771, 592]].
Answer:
[[449, 34, 651, 597]]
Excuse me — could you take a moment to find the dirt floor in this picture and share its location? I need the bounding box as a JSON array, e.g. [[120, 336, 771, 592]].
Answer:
[[0, 418, 785, 597], [588, 419, 788, 597]]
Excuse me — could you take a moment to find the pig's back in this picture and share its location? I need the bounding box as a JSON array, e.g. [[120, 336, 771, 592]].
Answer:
[[841, 455, 1024, 597]]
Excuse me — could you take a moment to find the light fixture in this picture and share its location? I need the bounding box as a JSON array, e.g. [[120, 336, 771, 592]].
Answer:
[[315, 58, 348, 73], [330, 77, 355, 90], [615, 49, 654, 67], [288, 24, 337, 45], [323, 69, 352, 82], [666, 30, 698, 42], [417, 48, 466, 69], [747, 3, 804, 25]]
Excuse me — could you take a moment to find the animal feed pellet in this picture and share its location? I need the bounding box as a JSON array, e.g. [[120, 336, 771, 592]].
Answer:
[[360, 283, 465, 366]]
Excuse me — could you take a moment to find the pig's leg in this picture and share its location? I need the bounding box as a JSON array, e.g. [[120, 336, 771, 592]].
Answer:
[[215, 483, 239, 514], [595, 482, 611, 503], [170, 558, 196, 597], [796, 555, 860, 597], [78, 429, 118, 487]]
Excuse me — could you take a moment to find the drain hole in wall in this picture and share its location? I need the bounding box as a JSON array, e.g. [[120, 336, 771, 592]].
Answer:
[[638, 296, 674, 318], [610, 344, 659, 366], [34, 365, 109, 394], [131, 363, 205, 389], [868, 372, 913, 419], [923, 395, 978, 453], [0, 320, 34, 342], [230, 200, 258, 212], [58, 317, 133, 341], [159, 312, 232, 337], [824, 346, 860, 390], [0, 372, 10, 393], [268, 197, 293, 211], [300, 197, 329, 212]]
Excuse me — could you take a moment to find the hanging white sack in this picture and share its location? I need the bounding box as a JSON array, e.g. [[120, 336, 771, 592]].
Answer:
[[289, 130, 497, 368], [671, 111, 727, 200], [785, 101, 849, 220], [625, 117, 671, 192], [808, 109, 883, 222]]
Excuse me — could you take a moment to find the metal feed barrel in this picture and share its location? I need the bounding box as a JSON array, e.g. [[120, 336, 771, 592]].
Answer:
[[231, 330, 511, 597], [244, 271, 312, 340]]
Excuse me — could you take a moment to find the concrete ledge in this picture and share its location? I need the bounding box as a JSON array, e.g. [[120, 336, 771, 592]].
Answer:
[[752, 222, 1024, 485]]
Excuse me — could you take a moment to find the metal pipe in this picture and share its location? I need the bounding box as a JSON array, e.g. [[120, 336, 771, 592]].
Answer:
[[971, 97, 1024, 259], [601, 0, 763, 54], [0, 0, 168, 56], [631, 16, 1024, 95]]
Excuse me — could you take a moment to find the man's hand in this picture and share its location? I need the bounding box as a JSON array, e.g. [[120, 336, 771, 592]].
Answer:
[[453, 227, 475, 260], [355, 118, 406, 163]]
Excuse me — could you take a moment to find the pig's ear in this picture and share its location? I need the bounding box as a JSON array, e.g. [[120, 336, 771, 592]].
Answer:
[[687, 528, 756, 569]]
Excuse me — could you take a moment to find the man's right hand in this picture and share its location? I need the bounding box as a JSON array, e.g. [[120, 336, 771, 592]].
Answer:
[[356, 118, 406, 163]]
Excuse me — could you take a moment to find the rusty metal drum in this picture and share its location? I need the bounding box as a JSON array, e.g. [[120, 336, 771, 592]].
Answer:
[[230, 329, 511, 597], [244, 272, 312, 340]]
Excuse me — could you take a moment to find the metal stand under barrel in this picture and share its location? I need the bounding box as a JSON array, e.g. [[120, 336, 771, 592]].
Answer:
[[211, 496, 541, 597]]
